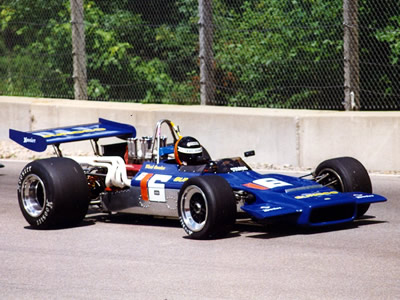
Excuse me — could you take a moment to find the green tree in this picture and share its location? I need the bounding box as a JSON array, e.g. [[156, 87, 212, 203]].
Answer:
[[0, 1, 72, 97], [213, 0, 343, 108], [368, 0, 400, 109], [0, 0, 198, 102]]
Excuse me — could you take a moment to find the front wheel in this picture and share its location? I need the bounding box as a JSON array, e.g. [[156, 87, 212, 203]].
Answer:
[[314, 157, 372, 217], [178, 175, 236, 239], [18, 157, 89, 229]]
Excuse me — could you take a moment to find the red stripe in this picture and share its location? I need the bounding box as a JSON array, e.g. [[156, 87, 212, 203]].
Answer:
[[140, 173, 153, 201], [242, 183, 268, 190]]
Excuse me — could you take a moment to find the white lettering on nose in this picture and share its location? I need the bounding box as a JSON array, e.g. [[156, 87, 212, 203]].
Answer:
[[260, 206, 282, 213]]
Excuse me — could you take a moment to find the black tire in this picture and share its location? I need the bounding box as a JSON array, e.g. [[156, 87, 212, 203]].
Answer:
[[17, 157, 89, 229], [314, 157, 372, 218], [178, 175, 236, 239]]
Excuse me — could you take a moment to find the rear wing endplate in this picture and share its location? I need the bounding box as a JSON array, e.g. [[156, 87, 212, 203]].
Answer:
[[9, 118, 136, 152]]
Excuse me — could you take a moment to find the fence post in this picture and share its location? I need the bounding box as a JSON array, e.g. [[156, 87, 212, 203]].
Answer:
[[198, 0, 214, 105], [343, 0, 360, 110], [70, 0, 87, 100]]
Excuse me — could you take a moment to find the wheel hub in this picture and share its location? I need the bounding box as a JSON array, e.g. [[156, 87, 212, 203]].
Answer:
[[180, 185, 208, 232], [317, 168, 345, 192], [193, 201, 202, 214], [20, 174, 47, 217]]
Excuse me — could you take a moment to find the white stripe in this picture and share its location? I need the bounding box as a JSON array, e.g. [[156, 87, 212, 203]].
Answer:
[[178, 146, 203, 154], [187, 141, 200, 147]]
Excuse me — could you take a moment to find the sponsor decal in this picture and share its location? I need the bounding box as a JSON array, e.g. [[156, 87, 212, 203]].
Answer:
[[17, 166, 32, 189], [353, 193, 374, 199], [174, 177, 188, 182], [145, 164, 166, 170], [230, 166, 248, 172], [154, 165, 166, 170], [260, 206, 282, 213], [36, 200, 54, 226], [40, 127, 106, 138], [23, 137, 36, 144], [295, 191, 338, 199]]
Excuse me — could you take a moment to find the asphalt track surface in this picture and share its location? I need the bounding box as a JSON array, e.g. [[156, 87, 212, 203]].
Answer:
[[0, 161, 399, 300]]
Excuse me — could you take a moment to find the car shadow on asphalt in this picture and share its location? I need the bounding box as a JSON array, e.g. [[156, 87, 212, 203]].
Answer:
[[86, 212, 182, 228], [24, 219, 97, 230], [235, 215, 387, 240], [24, 212, 181, 231], [83, 212, 386, 240]]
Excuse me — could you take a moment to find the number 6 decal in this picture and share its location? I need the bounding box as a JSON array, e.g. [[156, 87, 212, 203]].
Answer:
[[148, 174, 172, 202], [137, 173, 172, 202], [253, 178, 292, 189]]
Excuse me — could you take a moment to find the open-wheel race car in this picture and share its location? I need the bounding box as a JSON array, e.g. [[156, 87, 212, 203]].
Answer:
[[10, 118, 386, 239]]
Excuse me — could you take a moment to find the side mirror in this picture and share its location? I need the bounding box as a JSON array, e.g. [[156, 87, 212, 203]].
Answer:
[[244, 150, 255, 157]]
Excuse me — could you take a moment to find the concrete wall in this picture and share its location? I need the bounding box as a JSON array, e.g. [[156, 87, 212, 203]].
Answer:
[[1, 96, 399, 172]]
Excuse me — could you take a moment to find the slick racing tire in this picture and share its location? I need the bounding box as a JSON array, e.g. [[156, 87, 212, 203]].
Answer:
[[314, 157, 372, 218], [178, 175, 236, 239], [18, 157, 89, 229]]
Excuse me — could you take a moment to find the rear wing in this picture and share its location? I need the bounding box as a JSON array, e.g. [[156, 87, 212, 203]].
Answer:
[[9, 118, 136, 152]]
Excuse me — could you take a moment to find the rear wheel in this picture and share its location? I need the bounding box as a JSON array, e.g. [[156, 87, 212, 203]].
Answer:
[[178, 175, 236, 239], [18, 157, 89, 229], [314, 157, 372, 217]]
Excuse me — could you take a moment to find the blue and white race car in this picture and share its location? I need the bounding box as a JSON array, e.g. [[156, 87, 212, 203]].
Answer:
[[10, 119, 386, 239]]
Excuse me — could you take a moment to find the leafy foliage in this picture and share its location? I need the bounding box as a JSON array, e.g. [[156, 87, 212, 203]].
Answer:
[[0, 0, 399, 109], [360, 0, 400, 109], [0, 0, 198, 102], [213, 0, 343, 108]]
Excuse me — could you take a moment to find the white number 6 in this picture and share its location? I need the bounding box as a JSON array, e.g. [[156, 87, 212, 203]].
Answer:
[[148, 174, 172, 202]]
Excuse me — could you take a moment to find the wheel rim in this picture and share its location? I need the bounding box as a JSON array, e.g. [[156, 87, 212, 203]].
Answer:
[[180, 185, 208, 232], [20, 174, 47, 217], [317, 168, 345, 192]]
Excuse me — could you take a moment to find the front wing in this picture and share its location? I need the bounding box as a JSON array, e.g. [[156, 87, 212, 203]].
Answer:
[[241, 191, 386, 226]]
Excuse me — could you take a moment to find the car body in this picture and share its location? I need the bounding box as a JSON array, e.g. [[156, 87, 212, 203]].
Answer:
[[10, 119, 386, 239]]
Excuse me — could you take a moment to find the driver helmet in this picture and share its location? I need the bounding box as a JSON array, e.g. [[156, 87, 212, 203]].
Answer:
[[174, 136, 204, 165]]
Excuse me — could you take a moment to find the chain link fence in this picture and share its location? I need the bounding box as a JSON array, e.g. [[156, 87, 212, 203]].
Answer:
[[0, 0, 399, 110]]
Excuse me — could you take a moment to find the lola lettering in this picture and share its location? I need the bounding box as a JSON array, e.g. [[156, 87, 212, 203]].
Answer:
[[23, 137, 36, 143]]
